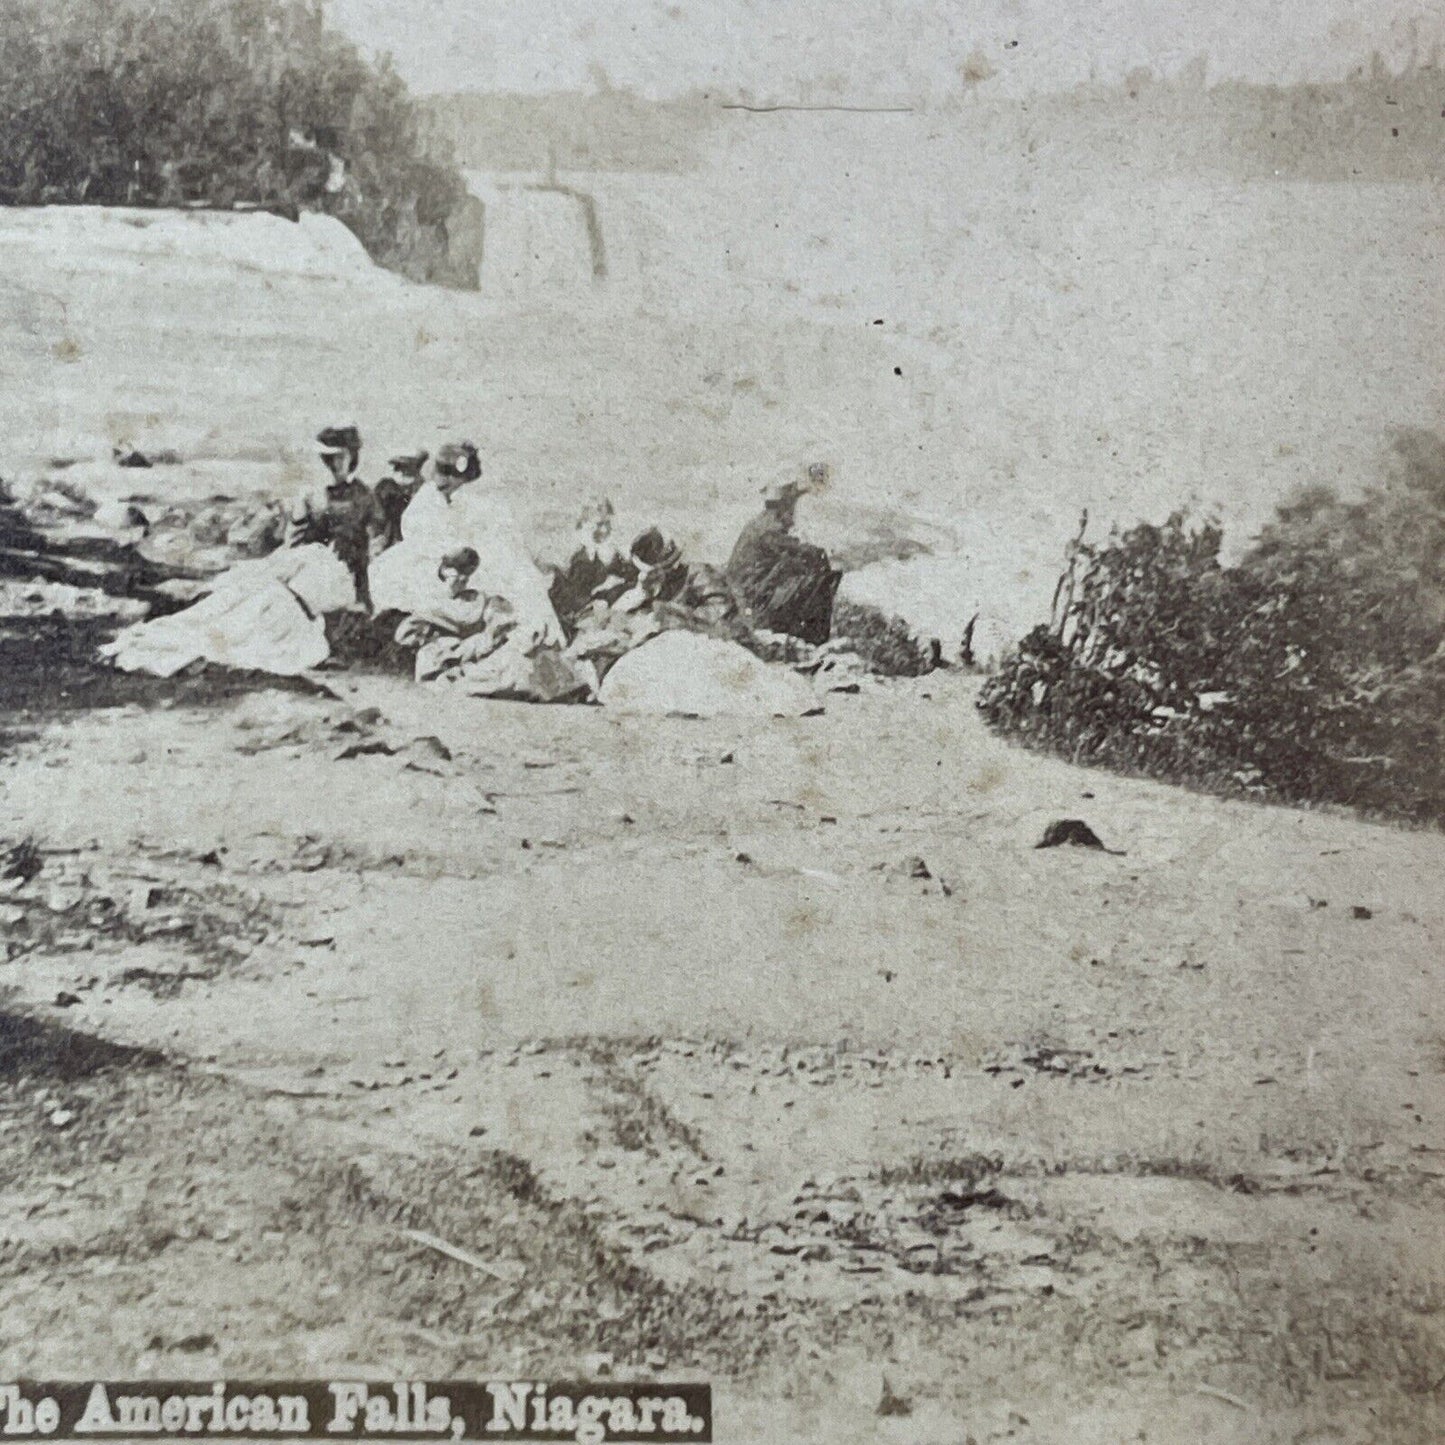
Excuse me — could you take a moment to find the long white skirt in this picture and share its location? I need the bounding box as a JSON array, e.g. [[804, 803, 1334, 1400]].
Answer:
[[100, 545, 351, 678]]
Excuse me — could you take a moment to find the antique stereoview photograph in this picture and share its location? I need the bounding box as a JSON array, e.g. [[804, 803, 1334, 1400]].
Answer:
[[0, 2, 1442, 1442]]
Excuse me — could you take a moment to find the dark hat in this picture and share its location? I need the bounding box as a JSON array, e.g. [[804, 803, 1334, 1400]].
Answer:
[[317, 425, 361, 456], [438, 546, 480, 576], [388, 449, 429, 472], [434, 441, 481, 481], [763, 464, 826, 506], [629, 526, 682, 572], [762, 478, 803, 506]]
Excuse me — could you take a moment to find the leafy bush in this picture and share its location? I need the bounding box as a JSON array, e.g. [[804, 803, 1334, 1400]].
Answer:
[[0, 0, 480, 287], [831, 597, 938, 677], [978, 432, 1445, 824]]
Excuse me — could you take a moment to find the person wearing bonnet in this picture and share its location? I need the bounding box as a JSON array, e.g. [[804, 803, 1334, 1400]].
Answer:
[[371, 447, 429, 553], [725, 463, 840, 644], [286, 424, 380, 608], [369, 440, 589, 700], [549, 497, 638, 636]]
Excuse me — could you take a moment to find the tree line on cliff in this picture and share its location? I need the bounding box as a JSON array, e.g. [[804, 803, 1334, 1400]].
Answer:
[[0, 0, 480, 287]]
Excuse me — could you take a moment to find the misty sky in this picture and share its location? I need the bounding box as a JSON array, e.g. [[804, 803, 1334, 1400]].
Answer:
[[330, 0, 1443, 99]]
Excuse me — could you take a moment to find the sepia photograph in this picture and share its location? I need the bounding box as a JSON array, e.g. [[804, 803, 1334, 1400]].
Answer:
[[0, 2, 1442, 1441]]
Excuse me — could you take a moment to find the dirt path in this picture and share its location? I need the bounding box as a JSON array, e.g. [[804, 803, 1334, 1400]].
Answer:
[[3, 672, 1443, 1442]]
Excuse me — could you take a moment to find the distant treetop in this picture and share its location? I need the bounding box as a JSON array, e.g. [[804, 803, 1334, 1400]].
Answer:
[[0, 0, 480, 286]]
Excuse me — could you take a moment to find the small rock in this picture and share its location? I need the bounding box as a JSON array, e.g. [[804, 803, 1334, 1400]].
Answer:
[[335, 740, 396, 761], [406, 735, 452, 762], [1036, 818, 1120, 853], [2, 839, 43, 884], [876, 1376, 912, 1418], [32, 487, 91, 517], [94, 500, 150, 534], [53, 992, 82, 1008], [225, 505, 284, 556], [1352, 905, 1373, 920], [48, 1109, 75, 1129], [128, 883, 162, 912], [44, 884, 83, 913]]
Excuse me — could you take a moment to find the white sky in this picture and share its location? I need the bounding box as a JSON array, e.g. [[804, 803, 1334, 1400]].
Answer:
[[329, 0, 1443, 99]]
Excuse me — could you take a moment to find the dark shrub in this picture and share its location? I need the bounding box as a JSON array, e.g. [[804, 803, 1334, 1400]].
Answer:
[[0, 0, 478, 288], [979, 433, 1445, 824], [831, 597, 937, 677]]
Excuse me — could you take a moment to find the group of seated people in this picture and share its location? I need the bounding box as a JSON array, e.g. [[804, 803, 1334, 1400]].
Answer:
[[294, 426, 844, 692], [105, 424, 843, 699]]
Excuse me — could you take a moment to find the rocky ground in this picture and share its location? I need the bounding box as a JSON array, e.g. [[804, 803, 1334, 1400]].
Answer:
[[1, 573, 1443, 1443]]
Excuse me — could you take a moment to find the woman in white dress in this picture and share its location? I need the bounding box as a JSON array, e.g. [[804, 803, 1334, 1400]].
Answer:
[[370, 441, 563, 646]]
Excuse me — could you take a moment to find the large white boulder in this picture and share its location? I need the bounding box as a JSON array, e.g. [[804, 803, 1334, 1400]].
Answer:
[[598, 630, 819, 718]]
